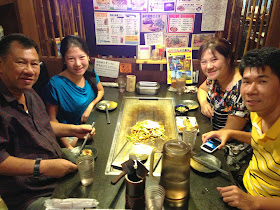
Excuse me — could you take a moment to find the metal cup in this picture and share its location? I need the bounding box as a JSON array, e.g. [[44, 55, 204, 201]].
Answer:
[[76, 155, 94, 186], [125, 174, 145, 210]]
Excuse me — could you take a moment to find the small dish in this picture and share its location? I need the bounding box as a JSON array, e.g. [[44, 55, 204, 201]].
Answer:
[[190, 152, 221, 173], [175, 104, 189, 115], [71, 145, 98, 159], [180, 100, 199, 110]]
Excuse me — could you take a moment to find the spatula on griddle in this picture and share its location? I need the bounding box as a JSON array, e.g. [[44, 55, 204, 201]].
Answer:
[[111, 159, 135, 185]]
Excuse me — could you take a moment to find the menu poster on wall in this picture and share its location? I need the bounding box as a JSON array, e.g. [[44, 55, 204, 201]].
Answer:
[[168, 14, 195, 33], [166, 48, 193, 84], [164, 33, 189, 48], [191, 33, 214, 50], [141, 13, 167, 32], [93, 0, 148, 11], [148, 0, 176, 12], [144, 32, 164, 45], [94, 58, 120, 78], [95, 12, 140, 45], [176, 0, 203, 13], [201, 0, 228, 31]]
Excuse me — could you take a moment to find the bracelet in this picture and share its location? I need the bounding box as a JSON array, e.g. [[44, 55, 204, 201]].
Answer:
[[33, 158, 42, 179]]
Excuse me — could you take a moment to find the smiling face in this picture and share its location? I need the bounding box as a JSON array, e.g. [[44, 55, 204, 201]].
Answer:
[[241, 66, 280, 116], [64, 46, 89, 77], [0, 41, 40, 94], [200, 49, 231, 81]]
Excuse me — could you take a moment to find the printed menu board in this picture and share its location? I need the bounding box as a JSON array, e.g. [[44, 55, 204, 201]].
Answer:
[[168, 14, 195, 33], [176, 0, 203, 13], [141, 13, 167, 32], [93, 0, 148, 11], [95, 12, 140, 45], [148, 0, 176, 12]]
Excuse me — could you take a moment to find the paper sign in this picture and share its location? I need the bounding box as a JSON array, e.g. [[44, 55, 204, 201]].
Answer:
[[144, 32, 164, 45], [94, 58, 120, 78]]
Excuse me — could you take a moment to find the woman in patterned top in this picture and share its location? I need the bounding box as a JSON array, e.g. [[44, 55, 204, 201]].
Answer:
[[197, 38, 249, 131]]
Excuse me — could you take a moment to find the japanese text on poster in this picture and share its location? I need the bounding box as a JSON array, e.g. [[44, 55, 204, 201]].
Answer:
[[94, 58, 120, 78], [144, 32, 164, 45], [166, 48, 193, 84], [95, 12, 140, 45], [141, 13, 167, 32], [93, 0, 148, 11], [176, 0, 203, 13], [164, 33, 189, 48], [148, 0, 176, 12], [201, 0, 228, 31], [168, 14, 195, 33]]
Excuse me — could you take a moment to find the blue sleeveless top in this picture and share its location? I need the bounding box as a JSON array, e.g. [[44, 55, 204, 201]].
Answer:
[[45, 74, 100, 125]]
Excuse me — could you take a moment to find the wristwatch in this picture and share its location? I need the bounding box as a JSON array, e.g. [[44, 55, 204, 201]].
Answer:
[[33, 158, 42, 179]]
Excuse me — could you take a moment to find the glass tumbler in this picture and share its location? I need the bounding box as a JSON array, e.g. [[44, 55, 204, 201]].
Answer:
[[76, 155, 94, 186]]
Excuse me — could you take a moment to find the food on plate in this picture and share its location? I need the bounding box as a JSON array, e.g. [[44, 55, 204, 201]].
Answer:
[[127, 120, 167, 145], [177, 5, 185, 11], [170, 27, 178, 32], [176, 106, 188, 113], [177, 117, 198, 131], [81, 149, 92, 156]]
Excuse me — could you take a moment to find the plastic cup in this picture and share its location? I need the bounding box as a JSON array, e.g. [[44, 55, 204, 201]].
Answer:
[[176, 78, 186, 95], [182, 127, 198, 151], [145, 185, 165, 210], [76, 155, 94, 186], [117, 75, 127, 93]]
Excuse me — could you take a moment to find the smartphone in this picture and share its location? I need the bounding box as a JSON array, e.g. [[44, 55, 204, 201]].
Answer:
[[200, 138, 221, 153]]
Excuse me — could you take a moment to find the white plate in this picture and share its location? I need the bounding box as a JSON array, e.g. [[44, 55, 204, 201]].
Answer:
[[176, 116, 199, 133]]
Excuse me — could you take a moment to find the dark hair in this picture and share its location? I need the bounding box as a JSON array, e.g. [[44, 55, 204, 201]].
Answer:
[[0, 33, 39, 57], [198, 37, 234, 68], [239, 47, 280, 80], [60, 35, 89, 70]]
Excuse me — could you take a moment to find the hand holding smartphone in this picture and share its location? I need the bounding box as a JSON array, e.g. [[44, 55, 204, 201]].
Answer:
[[200, 138, 221, 153]]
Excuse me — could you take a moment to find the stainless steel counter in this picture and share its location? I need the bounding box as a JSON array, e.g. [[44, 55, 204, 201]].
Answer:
[[52, 85, 237, 210]]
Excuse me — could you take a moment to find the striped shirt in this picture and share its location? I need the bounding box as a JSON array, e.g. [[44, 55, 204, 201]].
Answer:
[[243, 112, 280, 197], [206, 78, 249, 130], [0, 78, 63, 209]]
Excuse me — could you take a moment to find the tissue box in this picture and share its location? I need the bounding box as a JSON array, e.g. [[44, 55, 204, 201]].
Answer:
[[136, 81, 160, 95]]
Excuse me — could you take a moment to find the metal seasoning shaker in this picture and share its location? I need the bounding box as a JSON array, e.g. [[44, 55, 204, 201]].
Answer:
[[159, 140, 191, 202]]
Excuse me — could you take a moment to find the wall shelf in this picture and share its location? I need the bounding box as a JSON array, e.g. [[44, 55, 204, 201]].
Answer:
[[136, 58, 167, 71]]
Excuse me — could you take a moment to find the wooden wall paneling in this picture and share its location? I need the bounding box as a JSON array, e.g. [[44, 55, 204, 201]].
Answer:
[[46, 0, 59, 56], [39, 0, 51, 56], [244, 0, 257, 53], [16, 0, 40, 52], [53, 0, 63, 40], [68, 0, 76, 34], [265, 0, 280, 47], [234, 0, 250, 60]]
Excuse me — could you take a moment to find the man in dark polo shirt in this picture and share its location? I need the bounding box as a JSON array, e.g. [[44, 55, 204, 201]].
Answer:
[[0, 34, 95, 209]]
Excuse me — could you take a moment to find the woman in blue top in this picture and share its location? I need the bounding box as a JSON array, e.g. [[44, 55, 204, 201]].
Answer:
[[45, 35, 104, 149]]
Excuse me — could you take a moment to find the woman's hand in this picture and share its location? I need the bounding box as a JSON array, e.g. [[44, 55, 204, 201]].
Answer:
[[81, 103, 95, 123], [201, 101, 214, 118]]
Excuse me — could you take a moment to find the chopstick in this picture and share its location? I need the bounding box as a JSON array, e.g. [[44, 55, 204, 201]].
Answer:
[[192, 156, 229, 176], [80, 121, 95, 152]]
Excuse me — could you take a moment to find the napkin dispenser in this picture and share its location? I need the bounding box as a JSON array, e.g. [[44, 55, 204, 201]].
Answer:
[[136, 81, 160, 95]]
